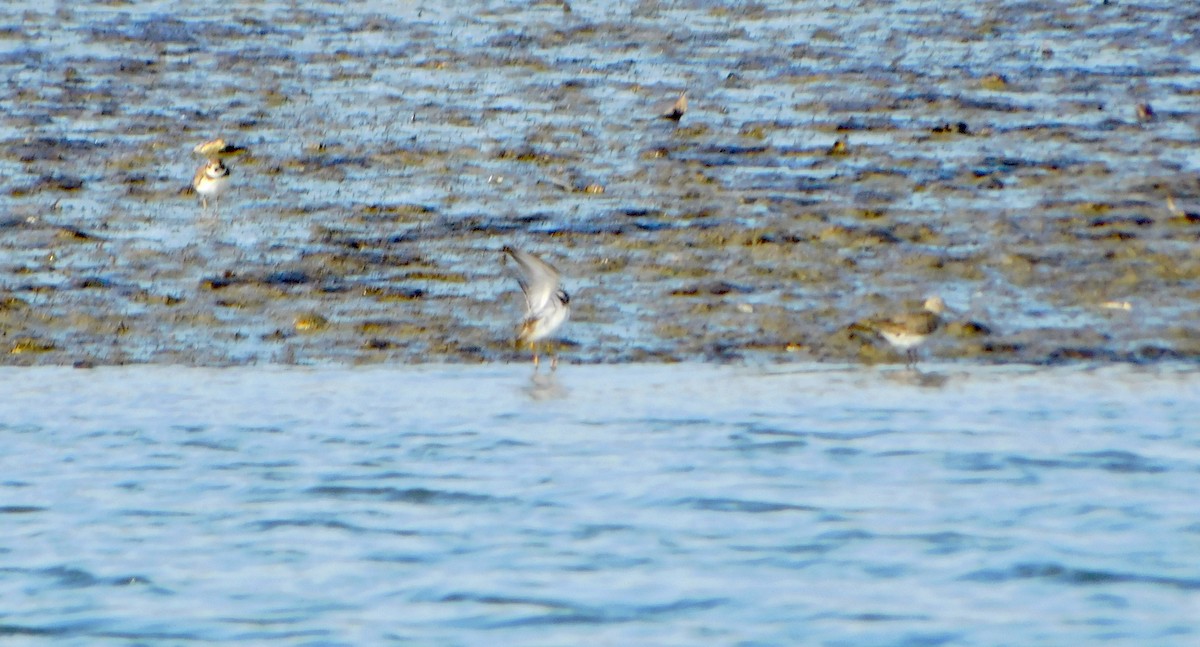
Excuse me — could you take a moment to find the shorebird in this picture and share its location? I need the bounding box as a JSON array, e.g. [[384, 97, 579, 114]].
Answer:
[[861, 296, 947, 367], [192, 158, 230, 215], [193, 138, 245, 158], [1167, 195, 1199, 222], [504, 246, 570, 370], [660, 91, 687, 122]]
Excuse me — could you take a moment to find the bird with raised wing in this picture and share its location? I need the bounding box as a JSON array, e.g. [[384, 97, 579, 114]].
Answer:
[[503, 246, 570, 370]]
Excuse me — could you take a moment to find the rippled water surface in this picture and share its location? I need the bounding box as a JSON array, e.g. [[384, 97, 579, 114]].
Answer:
[[2, 363, 1197, 645]]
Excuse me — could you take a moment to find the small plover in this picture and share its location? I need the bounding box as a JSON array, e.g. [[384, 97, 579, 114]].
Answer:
[[192, 158, 230, 214], [504, 246, 570, 370]]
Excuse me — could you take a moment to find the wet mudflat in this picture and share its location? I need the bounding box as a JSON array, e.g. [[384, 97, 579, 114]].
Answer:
[[0, 0, 1199, 366]]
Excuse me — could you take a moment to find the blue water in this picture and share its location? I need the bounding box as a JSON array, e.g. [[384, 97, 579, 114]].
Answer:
[[1, 364, 1197, 645]]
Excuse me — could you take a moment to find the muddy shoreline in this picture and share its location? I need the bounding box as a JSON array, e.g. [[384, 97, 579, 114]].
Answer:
[[1, 1, 1198, 367]]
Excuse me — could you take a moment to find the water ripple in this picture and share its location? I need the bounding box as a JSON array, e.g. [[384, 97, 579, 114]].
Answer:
[[305, 485, 508, 506], [676, 497, 818, 514], [964, 563, 1200, 591], [0, 364, 1195, 644]]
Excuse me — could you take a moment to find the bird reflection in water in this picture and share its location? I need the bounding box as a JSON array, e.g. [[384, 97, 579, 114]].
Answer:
[[524, 370, 569, 400], [885, 367, 950, 389]]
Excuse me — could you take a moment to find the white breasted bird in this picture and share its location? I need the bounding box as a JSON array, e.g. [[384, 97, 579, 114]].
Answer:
[[504, 246, 570, 370], [192, 158, 230, 215], [863, 296, 947, 367]]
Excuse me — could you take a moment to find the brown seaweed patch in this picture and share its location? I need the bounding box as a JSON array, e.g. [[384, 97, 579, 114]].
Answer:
[[261, 270, 317, 287], [10, 337, 56, 354], [71, 276, 114, 289], [10, 174, 85, 196], [293, 312, 329, 332], [356, 320, 403, 336], [0, 295, 30, 311], [673, 124, 711, 138], [1165, 210, 1200, 226], [739, 125, 767, 140], [979, 73, 1009, 91], [671, 281, 754, 297], [931, 122, 972, 135], [7, 137, 101, 163], [355, 203, 438, 221], [357, 321, 429, 339], [1088, 215, 1153, 229], [946, 320, 993, 338], [1082, 230, 1137, 242], [817, 225, 900, 246], [129, 291, 184, 307], [54, 226, 98, 241], [362, 286, 426, 301], [201, 272, 252, 290], [396, 271, 468, 284], [495, 146, 567, 165]]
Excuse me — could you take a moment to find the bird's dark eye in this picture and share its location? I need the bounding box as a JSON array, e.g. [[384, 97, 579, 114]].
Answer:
[[558, 289, 570, 305]]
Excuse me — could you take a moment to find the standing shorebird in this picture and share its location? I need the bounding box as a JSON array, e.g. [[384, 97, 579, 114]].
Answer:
[[862, 296, 947, 368], [1167, 195, 1200, 222], [192, 158, 230, 215], [191, 138, 243, 216], [504, 246, 570, 370], [660, 91, 688, 122]]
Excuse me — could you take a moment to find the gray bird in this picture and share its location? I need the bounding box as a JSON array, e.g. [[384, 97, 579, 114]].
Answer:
[[504, 246, 570, 370]]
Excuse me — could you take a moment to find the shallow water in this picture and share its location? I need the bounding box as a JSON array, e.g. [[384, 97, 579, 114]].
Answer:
[[2, 363, 1197, 645]]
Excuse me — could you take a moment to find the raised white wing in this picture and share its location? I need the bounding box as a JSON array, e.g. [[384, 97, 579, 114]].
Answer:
[[504, 247, 561, 316]]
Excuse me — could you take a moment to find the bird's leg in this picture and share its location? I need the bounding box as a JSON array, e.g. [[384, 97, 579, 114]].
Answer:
[[550, 348, 558, 371], [906, 348, 917, 369], [531, 341, 540, 371]]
